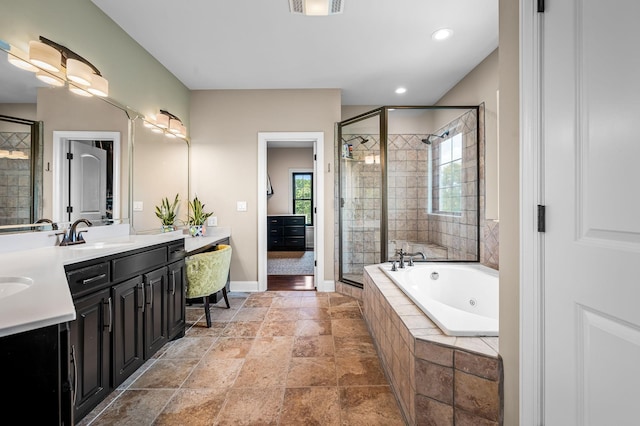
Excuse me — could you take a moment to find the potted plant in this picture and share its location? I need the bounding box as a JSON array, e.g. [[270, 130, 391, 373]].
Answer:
[[188, 195, 213, 236], [155, 193, 180, 232]]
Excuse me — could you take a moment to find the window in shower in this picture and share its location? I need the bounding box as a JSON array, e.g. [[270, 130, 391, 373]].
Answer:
[[292, 172, 313, 225], [435, 133, 462, 214]]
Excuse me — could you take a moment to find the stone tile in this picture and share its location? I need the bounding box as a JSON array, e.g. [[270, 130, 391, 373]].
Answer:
[[454, 337, 498, 358], [329, 306, 363, 319], [415, 340, 454, 367], [455, 409, 499, 426], [130, 359, 199, 389], [88, 389, 175, 424], [280, 387, 340, 426], [292, 335, 335, 357], [257, 320, 298, 337], [339, 386, 404, 425], [215, 387, 284, 425], [336, 357, 388, 386], [415, 394, 454, 426], [75, 389, 123, 426], [265, 307, 300, 322], [415, 359, 454, 404], [242, 297, 274, 308], [206, 338, 254, 359], [401, 314, 438, 330], [182, 358, 244, 389], [220, 321, 262, 337], [271, 296, 303, 308], [454, 370, 501, 422], [295, 319, 332, 336], [160, 336, 216, 360], [247, 336, 294, 359], [233, 356, 289, 388], [185, 322, 227, 338], [455, 350, 501, 381], [331, 318, 370, 337], [298, 306, 331, 320], [334, 335, 377, 358], [286, 357, 337, 387], [299, 297, 330, 307], [154, 388, 228, 425], [329, 295, 359, 307], [230, 307, 268, 322]]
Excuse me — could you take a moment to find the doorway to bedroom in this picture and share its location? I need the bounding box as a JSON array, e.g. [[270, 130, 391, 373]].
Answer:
[[266, 143, 315, 290]]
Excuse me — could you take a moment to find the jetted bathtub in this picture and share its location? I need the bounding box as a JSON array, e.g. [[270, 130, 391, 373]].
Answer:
[[380, 262, 499, 336]]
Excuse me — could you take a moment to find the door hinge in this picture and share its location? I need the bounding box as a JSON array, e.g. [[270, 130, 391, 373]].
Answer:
[[537, 205, 546, 232], [66, 206, 73, 213], [537, 0, 545, 13], [314, 154, 317, 161], [314, 207, 317, 214], [66, 152, 73, 160], [314, 260, 317, 267]]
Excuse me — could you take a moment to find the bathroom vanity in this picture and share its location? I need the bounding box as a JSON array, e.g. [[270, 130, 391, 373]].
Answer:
[[0, 227, 231, 425]]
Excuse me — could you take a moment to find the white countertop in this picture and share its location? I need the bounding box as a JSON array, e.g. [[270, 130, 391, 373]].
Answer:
[[0, 227, 231, 338]]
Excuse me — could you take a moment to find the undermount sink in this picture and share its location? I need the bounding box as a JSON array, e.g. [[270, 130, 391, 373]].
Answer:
[[68, 242, 134, 251], [0, 276, 33, 299]]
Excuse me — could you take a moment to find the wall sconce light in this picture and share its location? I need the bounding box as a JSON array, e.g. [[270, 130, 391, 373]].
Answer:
[[8, 36, 109, 97], [289, 0, 344, 15], [0, 150, 29, 160], [145, 110, 188, 140]]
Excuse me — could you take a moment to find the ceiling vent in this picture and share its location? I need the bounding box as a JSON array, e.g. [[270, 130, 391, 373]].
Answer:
[[289, 0, 344, 16]]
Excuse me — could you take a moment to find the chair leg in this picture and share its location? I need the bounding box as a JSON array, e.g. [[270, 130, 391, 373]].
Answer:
[[203, 296, 212, 328], [222, 287, 230, 309]]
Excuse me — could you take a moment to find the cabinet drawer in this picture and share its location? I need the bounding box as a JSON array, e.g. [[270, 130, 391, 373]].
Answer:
[[168, 241, 186, 262], [285, 226, 305, 236], [284, 236, 305, 249], [112, 246, 167, 281], [284, 216, 305, 226], [66, 262, 110, 297], [268, 227, 282, 236], [268, 217, 284, 226]]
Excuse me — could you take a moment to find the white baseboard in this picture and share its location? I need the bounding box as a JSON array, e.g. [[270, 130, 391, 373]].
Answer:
[[230, 281, 260, 292], [318, 280, 335, 292]]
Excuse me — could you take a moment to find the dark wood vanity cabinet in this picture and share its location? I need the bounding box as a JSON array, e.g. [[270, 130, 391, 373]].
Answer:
[[64, 239, 187, 422], [268, 215, 306, 251]]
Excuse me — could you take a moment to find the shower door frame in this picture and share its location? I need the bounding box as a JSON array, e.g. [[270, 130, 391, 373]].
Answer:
[[337, 105, 481, 288]]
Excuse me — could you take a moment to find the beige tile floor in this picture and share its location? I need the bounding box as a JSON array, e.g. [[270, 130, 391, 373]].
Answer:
[[79, 291, 405, 425]]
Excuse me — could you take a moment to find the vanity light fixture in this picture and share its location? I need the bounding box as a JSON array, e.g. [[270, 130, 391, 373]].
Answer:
[[155, 113, 170, 129], [8, 37, 109, 97], [395, 87, 407, 94], [0, 150, 10, 158], [145, 110, 188, 139], [289, 0, 344, 16], [28, 40, 61, 72], [36, 70, 65, 87], [69, 85, 93, 97]]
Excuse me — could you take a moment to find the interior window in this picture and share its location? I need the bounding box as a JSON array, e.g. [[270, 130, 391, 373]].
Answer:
[[436, 133, 462, 214], [292, 172, 313, 225]]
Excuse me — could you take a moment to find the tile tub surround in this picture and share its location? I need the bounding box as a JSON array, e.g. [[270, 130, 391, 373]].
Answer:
[[363, 265, 503, 425]]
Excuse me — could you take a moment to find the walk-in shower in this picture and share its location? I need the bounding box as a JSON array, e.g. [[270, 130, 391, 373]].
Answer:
[[337, 106, 482, 287]]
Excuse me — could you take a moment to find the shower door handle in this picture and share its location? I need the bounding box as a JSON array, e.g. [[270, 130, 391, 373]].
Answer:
[[340, 198, 345, 208]]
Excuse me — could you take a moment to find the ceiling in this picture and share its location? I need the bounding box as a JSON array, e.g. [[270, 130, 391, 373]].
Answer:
[[91, 0, 498, 106]]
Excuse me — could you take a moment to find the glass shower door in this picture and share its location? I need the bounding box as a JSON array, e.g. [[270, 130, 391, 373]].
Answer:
[[338, 110, 382, 287]]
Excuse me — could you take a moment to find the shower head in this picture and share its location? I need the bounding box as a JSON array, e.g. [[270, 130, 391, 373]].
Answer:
[[421, 130, 450, 145]]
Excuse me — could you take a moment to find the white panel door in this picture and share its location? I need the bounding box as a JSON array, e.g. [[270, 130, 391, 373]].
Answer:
[[69, 141, 107, 222], [543, 0, 640, 424]]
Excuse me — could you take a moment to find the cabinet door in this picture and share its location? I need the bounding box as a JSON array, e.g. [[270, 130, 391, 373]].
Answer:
[[167, 260, 186, 340], [112, 276, 144, 388], [144, 267, 168, 358], [70, 288, 112, 421]]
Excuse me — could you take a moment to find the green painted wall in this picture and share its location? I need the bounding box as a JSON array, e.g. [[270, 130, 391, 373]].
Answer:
[[0, 0, 189, 124]]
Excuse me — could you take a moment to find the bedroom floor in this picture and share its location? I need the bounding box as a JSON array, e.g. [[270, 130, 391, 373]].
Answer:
[[78, 291, 405, 425]]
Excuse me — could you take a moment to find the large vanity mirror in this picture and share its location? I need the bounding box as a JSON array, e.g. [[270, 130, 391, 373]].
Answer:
[[0, 42, 190, 235]]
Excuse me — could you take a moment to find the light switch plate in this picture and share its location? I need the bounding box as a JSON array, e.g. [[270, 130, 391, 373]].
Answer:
[[237, 201, 247, 212], [207, 216, 217, 226], [133, 201, 143, 211]]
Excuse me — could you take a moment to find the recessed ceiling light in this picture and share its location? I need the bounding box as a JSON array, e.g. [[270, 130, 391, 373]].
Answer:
[[432, 28, 453, 41], [395, 87, 407, 94]]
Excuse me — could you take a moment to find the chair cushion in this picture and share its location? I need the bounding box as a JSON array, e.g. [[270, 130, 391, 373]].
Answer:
[[185, 244, 232, 298]]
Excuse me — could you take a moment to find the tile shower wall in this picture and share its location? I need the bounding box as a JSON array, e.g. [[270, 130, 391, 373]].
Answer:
[[0, 132, 31, 226]]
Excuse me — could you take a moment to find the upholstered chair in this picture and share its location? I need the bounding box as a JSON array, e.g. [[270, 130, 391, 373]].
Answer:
[[185, 244, 232, 327]]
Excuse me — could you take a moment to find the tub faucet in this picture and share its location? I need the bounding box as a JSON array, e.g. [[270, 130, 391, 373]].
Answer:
[[395, 248, 407, 268], [58, 218, 92, 246], [406, 252, 426, 266]]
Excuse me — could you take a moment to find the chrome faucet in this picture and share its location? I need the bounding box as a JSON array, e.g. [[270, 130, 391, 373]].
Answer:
[[395, 248, 407, 268], [406, 251, 426, 266], [58, 219, 92, 246]]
